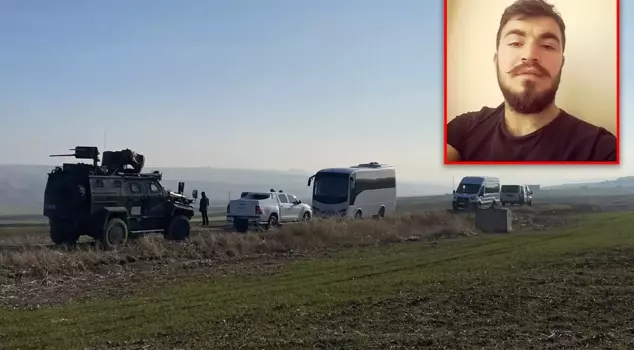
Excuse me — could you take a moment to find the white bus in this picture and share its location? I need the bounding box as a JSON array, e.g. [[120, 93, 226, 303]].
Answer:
[[307, 162, 396, 219]]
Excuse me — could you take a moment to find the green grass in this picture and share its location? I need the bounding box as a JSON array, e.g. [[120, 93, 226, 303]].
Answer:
[[2, 212, 634, 349]]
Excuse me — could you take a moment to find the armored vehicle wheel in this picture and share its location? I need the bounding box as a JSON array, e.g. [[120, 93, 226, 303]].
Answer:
[[50, 228, 65, 245], [101, 218, 129, 249], [49, 220, 78, 246], [165, 215, 191, 241]]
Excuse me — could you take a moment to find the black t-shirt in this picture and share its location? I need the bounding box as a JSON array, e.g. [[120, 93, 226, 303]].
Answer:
[[447, 103, 617, 162]]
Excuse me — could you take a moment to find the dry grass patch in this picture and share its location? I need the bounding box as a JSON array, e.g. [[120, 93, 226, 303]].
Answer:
[[0, 211, 475, 279]]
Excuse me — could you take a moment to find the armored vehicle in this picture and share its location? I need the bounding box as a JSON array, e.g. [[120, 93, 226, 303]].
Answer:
[[43, 146, 198, 248]]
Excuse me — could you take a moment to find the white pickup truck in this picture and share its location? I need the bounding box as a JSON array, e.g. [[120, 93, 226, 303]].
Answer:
[[225, 190, 313, 233]]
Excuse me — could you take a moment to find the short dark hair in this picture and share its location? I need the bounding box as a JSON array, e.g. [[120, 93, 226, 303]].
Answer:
[[496, 0, 566, 51]]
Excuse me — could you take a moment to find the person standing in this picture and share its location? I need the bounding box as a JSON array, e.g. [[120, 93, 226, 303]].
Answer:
[[199, 191, 209, 226]]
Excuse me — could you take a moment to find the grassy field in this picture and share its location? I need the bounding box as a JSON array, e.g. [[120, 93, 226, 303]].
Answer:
[[1, 211, 634, 349]]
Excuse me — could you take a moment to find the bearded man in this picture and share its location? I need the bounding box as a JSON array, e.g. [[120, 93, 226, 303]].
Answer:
[[446, 0, 617, 162]]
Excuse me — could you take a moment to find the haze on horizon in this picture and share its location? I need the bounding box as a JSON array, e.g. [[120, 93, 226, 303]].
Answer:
[[1, 0, 632, 187]]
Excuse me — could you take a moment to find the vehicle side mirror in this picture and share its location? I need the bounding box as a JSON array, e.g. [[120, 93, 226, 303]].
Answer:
[[452, 190, 455, 194], [192, 190, 198, 199], [178, 182, 185, 194]]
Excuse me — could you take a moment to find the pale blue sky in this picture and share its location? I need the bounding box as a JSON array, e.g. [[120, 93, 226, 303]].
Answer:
[[0, 0, 630, 185]]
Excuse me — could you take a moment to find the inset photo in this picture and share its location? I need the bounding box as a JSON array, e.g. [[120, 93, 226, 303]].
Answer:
[[444, 0, 619, 164]]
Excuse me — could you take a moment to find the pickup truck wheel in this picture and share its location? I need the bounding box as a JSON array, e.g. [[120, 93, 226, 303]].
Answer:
[[165, 215, 191, 241], [101, 218, 128, 249], [302, 212, 311, 221], [354, 211, 362, 219], [266, 214, 279, 230], [235, 220, 249, 233]]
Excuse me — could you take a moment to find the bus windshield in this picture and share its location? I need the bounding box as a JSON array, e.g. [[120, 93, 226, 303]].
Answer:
[[456, 183, 481, 195], [312, 172, 349, 204]]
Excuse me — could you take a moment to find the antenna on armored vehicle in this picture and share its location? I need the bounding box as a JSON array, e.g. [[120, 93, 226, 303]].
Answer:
[[50, 146, 100, 168]]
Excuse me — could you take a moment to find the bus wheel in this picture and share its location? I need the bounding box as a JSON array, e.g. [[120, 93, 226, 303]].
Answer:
[[354, 210, 362, 219], [378, 207, 385, 218]]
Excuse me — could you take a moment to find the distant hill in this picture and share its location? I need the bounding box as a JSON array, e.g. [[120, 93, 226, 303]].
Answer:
[[535, 176, 634, 198], [0, 164, 449, 215], [544, 176, 634, 190]]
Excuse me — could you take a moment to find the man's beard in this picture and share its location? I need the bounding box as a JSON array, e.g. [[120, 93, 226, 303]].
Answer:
[[497, 67, 561, 114]]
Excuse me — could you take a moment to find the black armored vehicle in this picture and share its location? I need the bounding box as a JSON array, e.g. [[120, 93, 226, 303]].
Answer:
[[43, 146, 199, 248]]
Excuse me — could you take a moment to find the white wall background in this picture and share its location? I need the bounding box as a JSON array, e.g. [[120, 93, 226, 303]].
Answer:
[[446, 0, 618, 134]]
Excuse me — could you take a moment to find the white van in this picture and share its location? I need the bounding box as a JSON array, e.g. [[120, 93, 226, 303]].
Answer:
[[452, 176, 500, 211], [500, 184, 533, 206]]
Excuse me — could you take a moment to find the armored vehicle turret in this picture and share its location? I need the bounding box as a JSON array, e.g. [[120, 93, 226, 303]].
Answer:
[[43, 146, 199, 248]]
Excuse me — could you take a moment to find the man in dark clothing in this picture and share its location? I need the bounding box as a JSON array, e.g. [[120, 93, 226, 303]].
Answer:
[[448, 104, 617, 162], [446, 0, 617, 162], [199, 191, 209, 226]]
